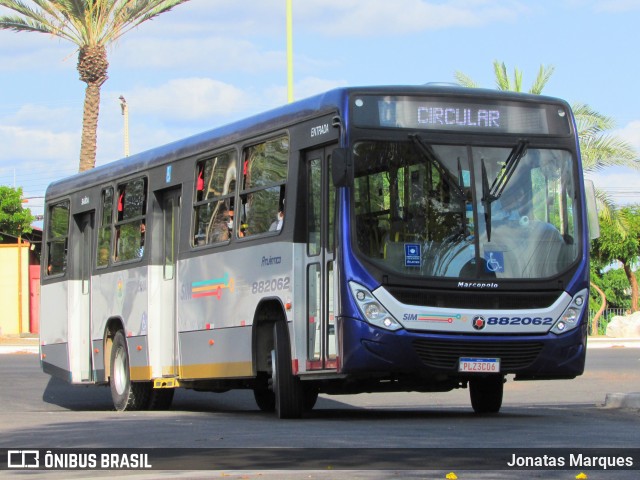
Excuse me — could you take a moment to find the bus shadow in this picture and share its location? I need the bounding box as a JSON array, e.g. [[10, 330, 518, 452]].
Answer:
[[42, 377, 557, 420]]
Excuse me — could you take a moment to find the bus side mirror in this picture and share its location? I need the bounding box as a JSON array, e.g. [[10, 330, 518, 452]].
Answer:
[[584, 179, 600, 240], [331, 148, 351, 187]]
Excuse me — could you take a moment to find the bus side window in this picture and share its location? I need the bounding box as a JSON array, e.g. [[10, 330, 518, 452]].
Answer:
[[46, 201, 70, 276], [114, 178, 147, 262], [97, 187, 113, 267], [240, 136, 288, 237], [193, 150, 237, 246]]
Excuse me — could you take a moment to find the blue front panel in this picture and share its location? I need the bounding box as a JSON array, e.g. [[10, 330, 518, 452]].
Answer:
[[338, 312, 588, 379]]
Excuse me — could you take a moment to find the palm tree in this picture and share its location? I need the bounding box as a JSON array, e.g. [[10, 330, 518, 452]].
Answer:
[[0, 0, 190, 172], [455, 60, 555, 94]]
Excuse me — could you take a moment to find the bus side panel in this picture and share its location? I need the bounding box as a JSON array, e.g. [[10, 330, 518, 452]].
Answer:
[[178, 242, 294, 379], [178, 328, 253, 379], [91, 266, 151, 379], [40, 281, 71, 381]]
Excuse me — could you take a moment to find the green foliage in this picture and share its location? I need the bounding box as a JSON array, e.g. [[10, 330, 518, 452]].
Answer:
[[0, 185, 34, 241], [592, 206, 640, 266], [591, 205, 640, 312]]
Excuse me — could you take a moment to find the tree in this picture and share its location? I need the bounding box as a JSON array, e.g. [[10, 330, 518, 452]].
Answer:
[[0, 0, 190, 172], [455, 60, 555, 94], [591, 206, 640, 313], [0, 186, 34, 241]]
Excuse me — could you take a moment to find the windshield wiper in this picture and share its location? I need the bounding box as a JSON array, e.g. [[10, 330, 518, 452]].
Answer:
[[408, 134, 465, 201], [481, 139, 529, 242], [487, 139, 529, 201]]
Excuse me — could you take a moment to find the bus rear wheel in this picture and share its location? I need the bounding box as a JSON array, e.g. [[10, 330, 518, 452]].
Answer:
[[253, 387, 276, 412], [147, 388, 175, 410], [469, 376, 504, 414], [110, 330, 150, 411], [270, 321, 304, 419]]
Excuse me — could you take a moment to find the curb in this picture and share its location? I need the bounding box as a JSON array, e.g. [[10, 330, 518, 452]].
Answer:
[[587, 337, 640, 349], [602, 392, 640, 410], [0, 345, 39, 354]]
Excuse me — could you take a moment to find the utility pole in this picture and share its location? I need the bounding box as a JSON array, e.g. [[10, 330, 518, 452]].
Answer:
[[286, 0, 294, 103], [119, 95, 130, 157]]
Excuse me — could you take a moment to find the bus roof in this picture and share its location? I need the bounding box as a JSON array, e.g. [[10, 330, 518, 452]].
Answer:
[[45, 84, 568, 199]]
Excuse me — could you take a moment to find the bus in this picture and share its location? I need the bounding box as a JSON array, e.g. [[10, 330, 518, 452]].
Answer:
[[40, 84, 595, 418]]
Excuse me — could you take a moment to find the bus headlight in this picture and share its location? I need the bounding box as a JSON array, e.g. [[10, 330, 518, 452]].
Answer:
[[349, 281, 401, 331], [551, 289, 588, 335]]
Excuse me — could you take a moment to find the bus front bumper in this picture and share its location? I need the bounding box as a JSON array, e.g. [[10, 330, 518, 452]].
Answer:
[[337, 316, 588, 381]]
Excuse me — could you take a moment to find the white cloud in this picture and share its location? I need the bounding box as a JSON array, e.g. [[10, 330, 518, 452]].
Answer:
[[594, 0, 640, 12], [615, 120, 640, 152], [110, 36, 284, 73], [297, 0, 529, 36], [125, 77, 250, 122], [0, 125, 77, 162]]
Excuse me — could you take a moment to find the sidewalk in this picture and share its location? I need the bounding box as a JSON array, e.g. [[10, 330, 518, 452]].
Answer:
[[0, 334, 39, 354]]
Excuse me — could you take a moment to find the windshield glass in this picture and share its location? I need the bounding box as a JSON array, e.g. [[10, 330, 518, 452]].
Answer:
[[352, 140, 579, 280]]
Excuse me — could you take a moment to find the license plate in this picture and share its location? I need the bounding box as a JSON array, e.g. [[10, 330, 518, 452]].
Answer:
[[459, 357, 501, 373]]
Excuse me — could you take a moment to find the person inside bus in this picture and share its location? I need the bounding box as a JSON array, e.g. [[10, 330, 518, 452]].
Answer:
[[138, 221, 146, 257], [269, 208, 284, 231], [209, 204, 231, 243], [490, 179, 564, 278]]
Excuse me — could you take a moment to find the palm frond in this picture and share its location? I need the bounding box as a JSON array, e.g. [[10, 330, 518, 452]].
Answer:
[[453, 71, 479, 88], [493, 60, 510, 91], [513, 67, 523, 93], [529, 64, 555, 94]]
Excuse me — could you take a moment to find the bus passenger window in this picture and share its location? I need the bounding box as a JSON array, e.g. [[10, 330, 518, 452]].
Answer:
[[114, 178, 147, 262], [46, 201, 70, 275], [240, 136, 288, 237], [97, 187, 113, 267], [193, 150, 237, 246]]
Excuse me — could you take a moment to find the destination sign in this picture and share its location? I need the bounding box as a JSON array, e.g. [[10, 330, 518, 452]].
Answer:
[[351, 95, 571, 135]]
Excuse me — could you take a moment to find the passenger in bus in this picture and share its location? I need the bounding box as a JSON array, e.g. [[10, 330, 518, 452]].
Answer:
[[490, 181, 564, 278], [138, 222, 146, 257], [269, 208, 284, 231], [209, 206, 231, 243]]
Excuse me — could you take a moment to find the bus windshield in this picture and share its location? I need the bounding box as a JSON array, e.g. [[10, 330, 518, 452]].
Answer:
[[352, 139, 579, 280]]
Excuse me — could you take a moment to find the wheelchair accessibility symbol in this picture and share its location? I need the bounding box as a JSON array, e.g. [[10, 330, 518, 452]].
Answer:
[[484, 251, 504, 273]]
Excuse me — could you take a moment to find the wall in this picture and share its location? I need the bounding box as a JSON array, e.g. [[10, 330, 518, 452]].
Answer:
[[0, 243, 30, 336]]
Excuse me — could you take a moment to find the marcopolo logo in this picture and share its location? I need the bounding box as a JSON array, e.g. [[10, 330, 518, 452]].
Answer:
[[472, 315, 486, 331]]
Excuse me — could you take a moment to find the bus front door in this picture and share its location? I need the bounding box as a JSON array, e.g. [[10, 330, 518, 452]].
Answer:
[[70, 211, 94, 383], [305, 147, 337, 370]]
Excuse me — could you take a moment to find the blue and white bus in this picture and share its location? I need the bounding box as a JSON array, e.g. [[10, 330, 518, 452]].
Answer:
[[40, 85, 595, 417]]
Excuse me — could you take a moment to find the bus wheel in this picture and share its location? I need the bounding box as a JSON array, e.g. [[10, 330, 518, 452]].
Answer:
[[469, 376, 504, 414], [304, 386, 319, 411], [147, 388, 175, 410], [253, 387, 275, 412], [110, 330, 150, 411], [271, 321, 304, 419]]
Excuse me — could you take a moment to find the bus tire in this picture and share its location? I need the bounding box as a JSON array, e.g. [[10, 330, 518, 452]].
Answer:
[[304, 386, 319, 411], [110, 330, 150, 411], [147, 388, 175, 410], [469, 376, 504, 414], [271, 321, 304, 419], [253, 388, 276, 412]]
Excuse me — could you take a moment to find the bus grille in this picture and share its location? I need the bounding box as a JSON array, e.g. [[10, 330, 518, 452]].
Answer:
[[412, 339, 544, 370], [386, 287, 562, 310]]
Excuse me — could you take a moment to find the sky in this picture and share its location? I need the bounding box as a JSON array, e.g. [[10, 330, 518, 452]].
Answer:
[[1, 0, 639, 221]]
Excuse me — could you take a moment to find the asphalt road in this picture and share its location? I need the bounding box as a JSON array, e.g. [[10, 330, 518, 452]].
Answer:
[[0, 348, 638, 480]]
